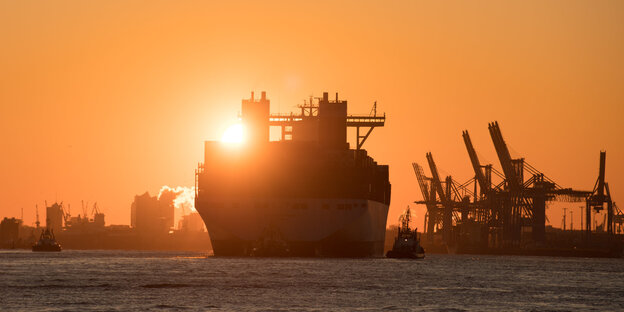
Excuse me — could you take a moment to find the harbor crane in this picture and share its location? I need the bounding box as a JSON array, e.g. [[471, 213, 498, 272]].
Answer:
[[412, 121, 620, 253]]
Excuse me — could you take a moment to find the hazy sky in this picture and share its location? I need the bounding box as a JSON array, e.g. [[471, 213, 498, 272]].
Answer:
[[1, 0, 622, 228]]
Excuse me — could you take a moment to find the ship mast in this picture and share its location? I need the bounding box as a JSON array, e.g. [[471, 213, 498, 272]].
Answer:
[[399, 206, 412, 232], [35, 204, 40, 229]]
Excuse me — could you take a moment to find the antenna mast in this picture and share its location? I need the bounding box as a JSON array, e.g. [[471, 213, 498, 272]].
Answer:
[[35, 204, 40, 229]]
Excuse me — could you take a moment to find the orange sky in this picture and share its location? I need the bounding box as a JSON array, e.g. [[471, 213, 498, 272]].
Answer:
[[1, 1, 622, 229]]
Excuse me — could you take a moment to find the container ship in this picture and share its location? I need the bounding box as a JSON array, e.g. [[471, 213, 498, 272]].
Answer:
[[195, 92, 390, 257]]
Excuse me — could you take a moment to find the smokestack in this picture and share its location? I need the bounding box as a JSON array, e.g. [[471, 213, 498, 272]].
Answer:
[[336, 93, 338, 102], [261, 91, 266, 100], [323, 92, 328, 102], [251, 91, 254, 101]]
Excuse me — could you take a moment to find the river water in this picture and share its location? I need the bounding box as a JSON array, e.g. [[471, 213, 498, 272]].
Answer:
[[1, 250, 622, 311]]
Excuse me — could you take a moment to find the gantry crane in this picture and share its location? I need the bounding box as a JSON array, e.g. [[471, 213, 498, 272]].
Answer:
[[412, 162, 437, 240], [414, 121, 616, 252], [413, 153, 474, 247], [586, 151, 615, 236]]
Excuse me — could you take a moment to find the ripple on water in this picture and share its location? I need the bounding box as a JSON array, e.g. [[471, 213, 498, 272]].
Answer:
[[0, 251, 623, 311]]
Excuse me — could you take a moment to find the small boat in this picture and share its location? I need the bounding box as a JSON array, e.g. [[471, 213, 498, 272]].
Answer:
[[32, 228, 62, 252], [386, 206, 425, 259]]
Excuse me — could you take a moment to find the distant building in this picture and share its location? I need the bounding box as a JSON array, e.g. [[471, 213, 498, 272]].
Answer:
[[131, 192, 174, 235], [46, 202, 64, 233], [65, 202, 106, 231], [19, 224, 38, 247], [0, 217, 21, 247], [93, 212, 105, 228], [178, 213, 206, 232]]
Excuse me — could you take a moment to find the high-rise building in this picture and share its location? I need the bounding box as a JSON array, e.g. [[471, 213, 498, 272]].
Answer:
[[46, 202, 64, 233], [131, 192, 174, 235]]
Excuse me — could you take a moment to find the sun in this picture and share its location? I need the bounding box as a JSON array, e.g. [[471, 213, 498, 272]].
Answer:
[[221, 123, 245, 143]]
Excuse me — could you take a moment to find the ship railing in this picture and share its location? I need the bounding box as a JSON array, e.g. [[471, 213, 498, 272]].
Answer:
[[269, 115, 304, 123], [267, 114, 385, 126], [269, 113, 386, 150], [346, 115, 386, 127]]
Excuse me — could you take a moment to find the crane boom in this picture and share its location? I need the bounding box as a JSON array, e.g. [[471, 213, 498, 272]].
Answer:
[[426, 152, 447, 203], [462, 130, 489, 194], [488, 121, 521, 189], [412, 162, 430, 202]]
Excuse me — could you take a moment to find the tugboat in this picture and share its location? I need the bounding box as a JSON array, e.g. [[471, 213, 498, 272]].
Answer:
[[386, 207, 425, 259], [32, 228, 62, 252]]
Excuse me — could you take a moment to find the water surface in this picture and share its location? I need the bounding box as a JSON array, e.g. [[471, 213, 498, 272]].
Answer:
[[1, 250, 622, 311]]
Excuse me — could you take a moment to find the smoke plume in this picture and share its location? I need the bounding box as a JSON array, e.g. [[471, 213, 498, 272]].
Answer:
[[157, 186, 196, 228]]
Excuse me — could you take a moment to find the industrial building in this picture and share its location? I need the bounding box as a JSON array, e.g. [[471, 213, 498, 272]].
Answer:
[[0, 217, 21, 248]]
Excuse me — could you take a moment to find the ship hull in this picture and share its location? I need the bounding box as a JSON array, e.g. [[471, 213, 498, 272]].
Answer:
[[195, 198, 389, 257], [32, 245, 62, 252]]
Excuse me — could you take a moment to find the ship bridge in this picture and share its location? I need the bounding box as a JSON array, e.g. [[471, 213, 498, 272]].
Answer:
[[260, 92, 385, 150]]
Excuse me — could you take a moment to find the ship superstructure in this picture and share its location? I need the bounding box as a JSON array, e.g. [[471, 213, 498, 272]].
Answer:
[[195, 92, 390, 257]]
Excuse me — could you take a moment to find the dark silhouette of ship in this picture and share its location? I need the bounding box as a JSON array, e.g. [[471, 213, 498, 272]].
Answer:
[[195, 92, 390, 257], [386, 207, 425, 259], [32, 228, 62, 252]]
